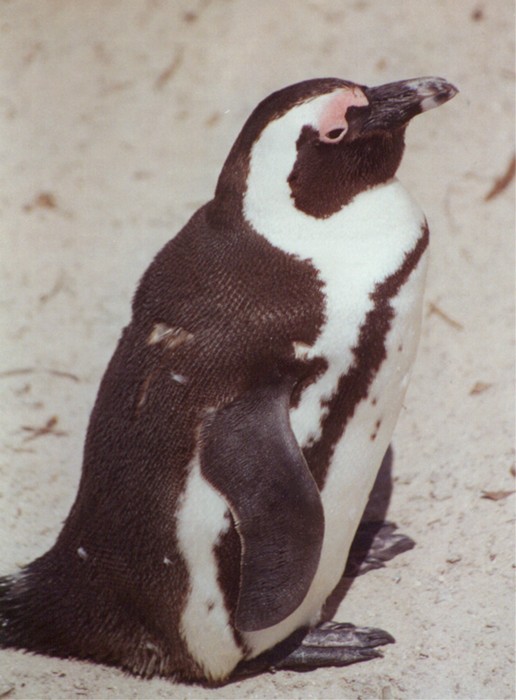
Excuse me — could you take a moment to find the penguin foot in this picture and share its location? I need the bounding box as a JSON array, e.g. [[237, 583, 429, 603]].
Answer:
[[270, 621, 394, 670], [235, 621, 394, 677], [345, 521, 415, 577]]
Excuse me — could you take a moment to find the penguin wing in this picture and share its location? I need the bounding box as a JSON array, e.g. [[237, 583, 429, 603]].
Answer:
[[200, 381, 324, 632]]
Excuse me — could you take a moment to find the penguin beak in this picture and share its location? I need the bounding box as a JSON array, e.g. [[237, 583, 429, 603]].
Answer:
[[360, 77, 459, 133]]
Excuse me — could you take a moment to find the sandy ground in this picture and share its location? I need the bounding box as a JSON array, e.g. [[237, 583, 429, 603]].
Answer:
[[0, 1, 514, 698]]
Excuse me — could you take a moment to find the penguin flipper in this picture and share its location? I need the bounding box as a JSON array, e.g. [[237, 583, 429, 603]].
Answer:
[[200, 381, 324, 633]]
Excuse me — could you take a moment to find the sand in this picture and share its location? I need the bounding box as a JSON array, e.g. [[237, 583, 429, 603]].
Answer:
[[0, 1, 514, 698]]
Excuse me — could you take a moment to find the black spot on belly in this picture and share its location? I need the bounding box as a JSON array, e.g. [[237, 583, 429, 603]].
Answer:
[[370, 418, 382, 441], [304, 223, 429, 489]]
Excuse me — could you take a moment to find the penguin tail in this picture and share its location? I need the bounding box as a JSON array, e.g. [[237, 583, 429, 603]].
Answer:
[[0, 553, 72, 655], [0, 566, 39, 650]]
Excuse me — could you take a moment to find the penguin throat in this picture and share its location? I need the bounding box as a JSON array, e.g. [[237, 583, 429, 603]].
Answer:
[[288, 127, 406, 219]]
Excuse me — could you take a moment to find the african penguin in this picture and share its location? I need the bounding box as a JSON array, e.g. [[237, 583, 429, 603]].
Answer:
[[0, 76, 458, 683]]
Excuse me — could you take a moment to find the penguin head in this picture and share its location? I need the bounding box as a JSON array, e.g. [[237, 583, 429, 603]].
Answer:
[[214, 77, 458, 221]]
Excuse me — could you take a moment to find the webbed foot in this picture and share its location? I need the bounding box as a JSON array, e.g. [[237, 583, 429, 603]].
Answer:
[[235, 621, 394, 677], [271, 621, 394, 670]]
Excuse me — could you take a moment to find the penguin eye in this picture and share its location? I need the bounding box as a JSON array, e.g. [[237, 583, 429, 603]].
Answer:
[[320, 126, 347, 144]]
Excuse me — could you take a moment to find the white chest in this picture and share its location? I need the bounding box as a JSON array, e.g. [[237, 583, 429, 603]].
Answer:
[[244, 177, 427, 443]]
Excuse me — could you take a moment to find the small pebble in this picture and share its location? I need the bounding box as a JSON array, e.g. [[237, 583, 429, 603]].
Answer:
[[446, 553, 462, 564]]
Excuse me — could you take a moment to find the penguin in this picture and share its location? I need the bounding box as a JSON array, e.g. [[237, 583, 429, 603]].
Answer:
[[0, 76, 457, 683]]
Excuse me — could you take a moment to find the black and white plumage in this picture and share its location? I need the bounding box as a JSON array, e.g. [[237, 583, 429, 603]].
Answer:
[[0, 76, 457, 682]]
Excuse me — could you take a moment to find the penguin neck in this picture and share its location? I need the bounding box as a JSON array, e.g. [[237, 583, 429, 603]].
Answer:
[[213, 128, 406, 231], [211, 114, 267, 228]]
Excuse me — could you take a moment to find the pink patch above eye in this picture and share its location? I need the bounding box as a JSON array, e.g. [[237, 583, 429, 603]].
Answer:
[[319, 87, 369, 143]]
